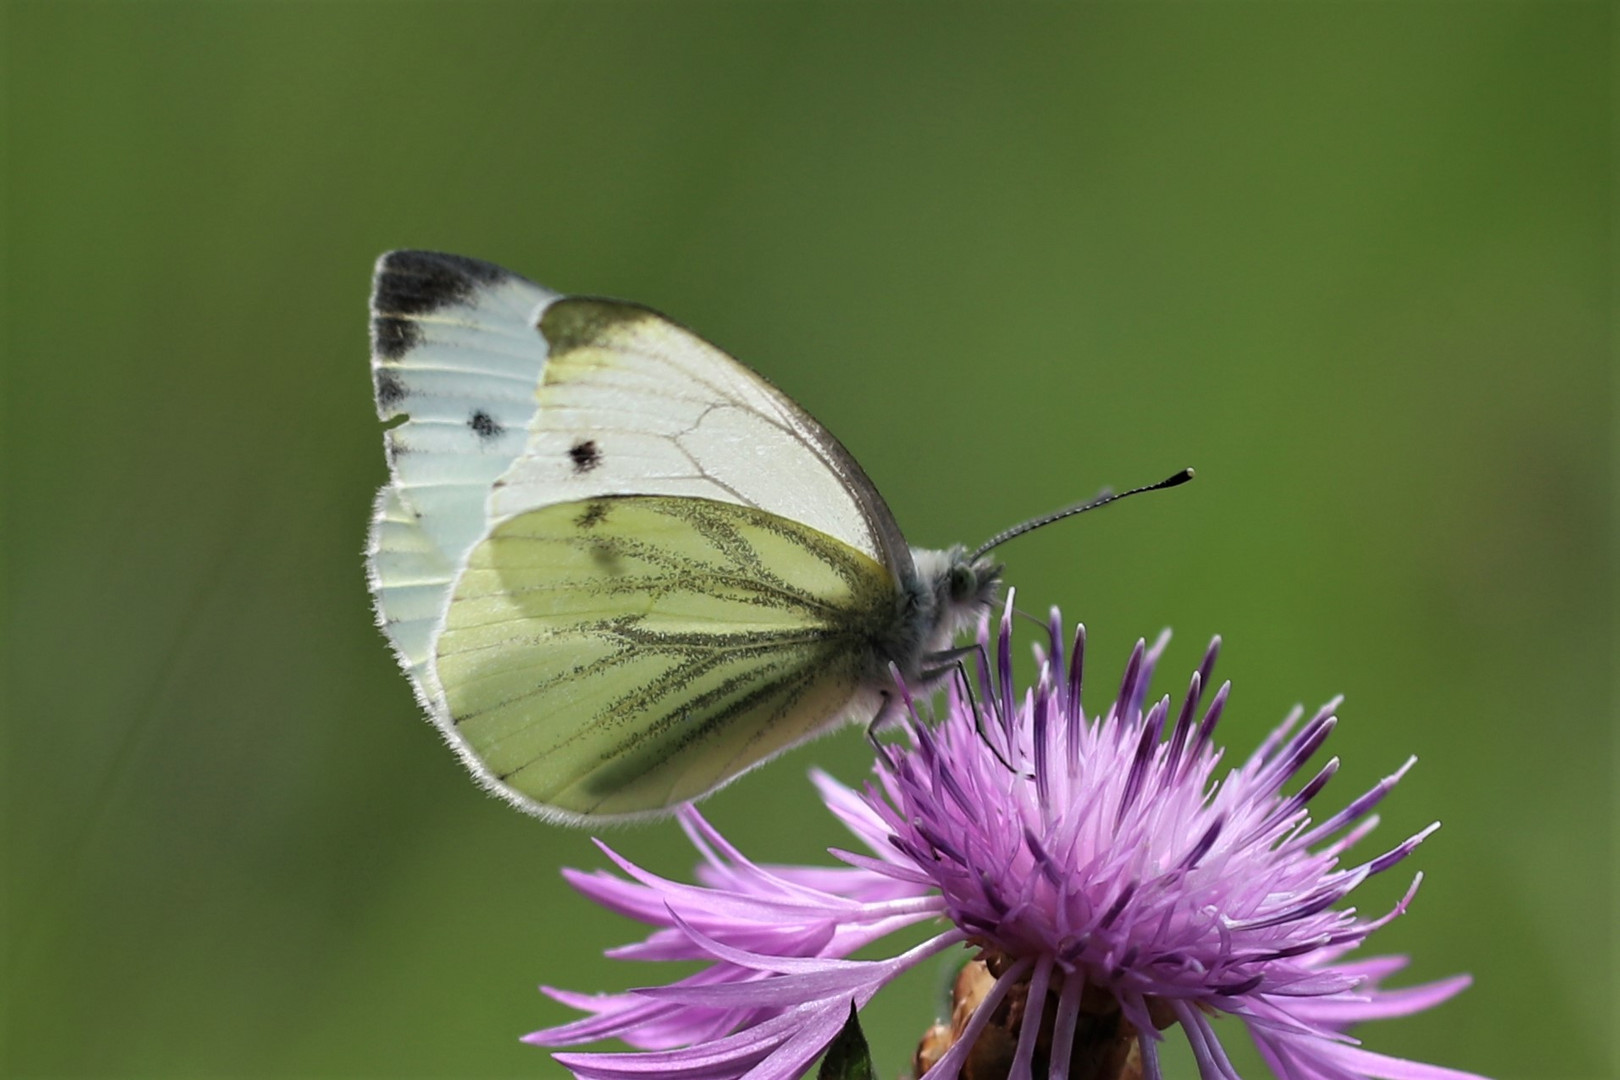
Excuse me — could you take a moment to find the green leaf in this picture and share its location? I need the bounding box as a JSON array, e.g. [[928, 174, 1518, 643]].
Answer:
[[817, 1001, 876, 1080]]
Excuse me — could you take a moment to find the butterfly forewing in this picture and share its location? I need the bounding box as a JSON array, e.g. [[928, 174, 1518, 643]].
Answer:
[[490, 298, 915, 587], [434, 495, 898, 820], [366, 252, 559, 688]]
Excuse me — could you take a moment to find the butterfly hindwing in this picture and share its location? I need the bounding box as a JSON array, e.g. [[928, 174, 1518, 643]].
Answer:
[[434, 495, 899, 820]]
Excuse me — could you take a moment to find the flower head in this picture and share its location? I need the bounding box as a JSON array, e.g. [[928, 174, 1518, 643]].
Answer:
[[527, 599, 1484, 1080]]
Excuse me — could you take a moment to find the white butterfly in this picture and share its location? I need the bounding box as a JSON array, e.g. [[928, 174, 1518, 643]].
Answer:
[[365, 252, 1002, 823]]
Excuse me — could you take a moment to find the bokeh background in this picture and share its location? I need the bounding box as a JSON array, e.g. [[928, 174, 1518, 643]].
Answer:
[[4, 3, 1610, 1078]]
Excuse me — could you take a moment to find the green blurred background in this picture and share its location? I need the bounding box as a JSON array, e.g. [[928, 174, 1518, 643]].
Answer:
[[4, 3, 1610, 1077]]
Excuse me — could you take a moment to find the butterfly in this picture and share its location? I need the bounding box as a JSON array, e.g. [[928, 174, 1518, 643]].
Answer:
[[365, 251, 1005, 823]]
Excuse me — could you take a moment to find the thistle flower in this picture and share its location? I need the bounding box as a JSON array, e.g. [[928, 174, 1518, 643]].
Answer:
[[527, 599, 1484, 1080]]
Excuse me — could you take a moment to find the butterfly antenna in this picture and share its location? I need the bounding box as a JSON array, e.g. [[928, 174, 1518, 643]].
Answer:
[[970, 468, 1195, 560]]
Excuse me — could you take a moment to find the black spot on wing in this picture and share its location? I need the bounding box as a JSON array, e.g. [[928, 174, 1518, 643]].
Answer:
[[575, 502, 609, 529], [569, 439, 602, 472], [374, 367, 407, 408], [371, 251, 511, 318], [469, 410, 503, 440]]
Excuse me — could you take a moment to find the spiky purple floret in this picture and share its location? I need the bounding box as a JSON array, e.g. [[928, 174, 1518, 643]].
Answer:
[[526, 600, 1484, 1080]]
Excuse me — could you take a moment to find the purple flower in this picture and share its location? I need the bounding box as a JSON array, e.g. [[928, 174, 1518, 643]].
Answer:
[[526, 599, 1484, 1080]]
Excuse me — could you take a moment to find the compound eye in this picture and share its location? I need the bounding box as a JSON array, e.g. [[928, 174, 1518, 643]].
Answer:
[[948, 563, 977, 602]]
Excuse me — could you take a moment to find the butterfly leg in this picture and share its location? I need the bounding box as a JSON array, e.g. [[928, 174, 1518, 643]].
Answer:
[[863, 691, 905, 764], [912, 654, 1020, 776], [920, 643, 980, 669], [862, 649, 1022, 776]]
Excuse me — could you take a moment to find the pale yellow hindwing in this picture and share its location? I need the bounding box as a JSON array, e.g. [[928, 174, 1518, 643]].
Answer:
[[434, 495, 899, 819]]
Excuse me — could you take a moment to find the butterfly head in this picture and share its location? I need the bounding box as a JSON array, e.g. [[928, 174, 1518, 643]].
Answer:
[[908, 546, 1002, 657], [945, 549, 1003, 619]]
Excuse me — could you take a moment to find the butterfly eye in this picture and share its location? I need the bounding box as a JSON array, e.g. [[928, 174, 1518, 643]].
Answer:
[[948, 563, 977, 603]]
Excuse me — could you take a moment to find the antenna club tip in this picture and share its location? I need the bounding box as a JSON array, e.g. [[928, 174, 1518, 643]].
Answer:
[[1156, 467, 1195, 490]]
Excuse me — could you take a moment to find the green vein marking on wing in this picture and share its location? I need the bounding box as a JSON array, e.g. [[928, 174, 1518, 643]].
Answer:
[[434, 495, 900, 817]]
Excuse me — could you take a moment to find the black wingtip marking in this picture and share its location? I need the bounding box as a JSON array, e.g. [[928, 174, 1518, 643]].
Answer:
[[469, 409, 503, 440], [371, 251, 511, 319], [374, 368, 407, 409], [372, 315, 419, 360], [569, 439, 602, 473]]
